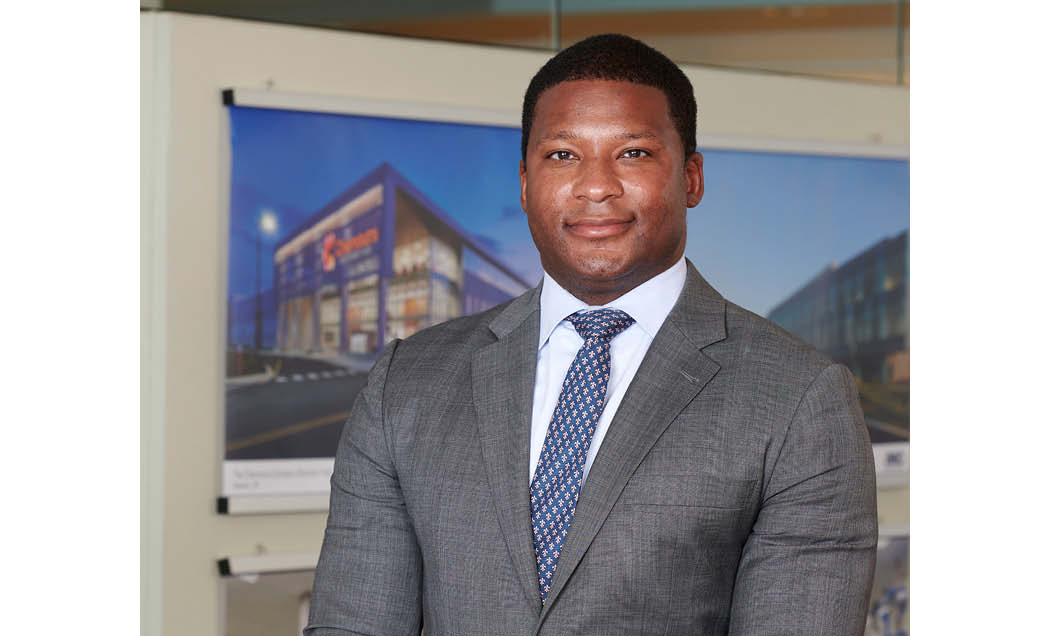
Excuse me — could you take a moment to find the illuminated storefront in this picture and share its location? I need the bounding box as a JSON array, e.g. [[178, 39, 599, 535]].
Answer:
[[273, 163, 530, 356]]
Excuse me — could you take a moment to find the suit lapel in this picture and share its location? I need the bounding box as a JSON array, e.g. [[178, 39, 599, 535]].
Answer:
[[473, 286, 544, 614], [539, 262, 727, 619]]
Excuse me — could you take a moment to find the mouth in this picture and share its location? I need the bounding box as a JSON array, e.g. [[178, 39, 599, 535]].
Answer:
[[565, 216, 634, 239]]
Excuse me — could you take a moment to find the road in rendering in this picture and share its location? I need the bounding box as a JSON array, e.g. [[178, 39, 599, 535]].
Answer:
[[225, 365, 368, 460]]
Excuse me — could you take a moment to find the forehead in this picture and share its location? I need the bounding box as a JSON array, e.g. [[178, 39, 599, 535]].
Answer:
[[531, 80, 675, 142]]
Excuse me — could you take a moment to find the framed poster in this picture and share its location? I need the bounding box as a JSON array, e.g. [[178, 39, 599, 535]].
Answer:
[[222, 92, 537, 507], [687, 146, 910, 486], [221, 89, 908, 510]]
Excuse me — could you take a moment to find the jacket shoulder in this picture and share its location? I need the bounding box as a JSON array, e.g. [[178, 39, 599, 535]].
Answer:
[[381, 297, 518, 384], [400, 297, 512, 348], [717, 299, 839, 388]]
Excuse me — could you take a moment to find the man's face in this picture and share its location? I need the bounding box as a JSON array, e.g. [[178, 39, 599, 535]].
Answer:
[[520, 79, 704, 305]]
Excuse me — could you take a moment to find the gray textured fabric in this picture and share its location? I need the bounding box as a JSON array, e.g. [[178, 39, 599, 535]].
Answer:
[[306, 260, 877, 636]]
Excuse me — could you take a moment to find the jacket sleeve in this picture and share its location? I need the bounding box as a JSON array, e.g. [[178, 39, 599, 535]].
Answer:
[[305, 340, 424, 636], [728, 363, 878, 636]]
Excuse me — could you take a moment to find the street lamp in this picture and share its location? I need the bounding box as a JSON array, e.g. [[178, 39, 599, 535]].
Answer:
[[260, 210, 278, 236], [255, 209, 279, 351]]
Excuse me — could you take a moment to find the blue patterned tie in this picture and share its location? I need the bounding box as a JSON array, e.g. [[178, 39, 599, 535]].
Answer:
[[530, 308, 635, 602]]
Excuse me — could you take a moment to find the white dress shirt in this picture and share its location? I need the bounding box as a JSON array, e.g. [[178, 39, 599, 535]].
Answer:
[[529, 256, 687, 485]]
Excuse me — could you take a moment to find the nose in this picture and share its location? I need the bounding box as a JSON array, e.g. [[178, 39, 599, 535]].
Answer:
[[572, 157, 623, 203]]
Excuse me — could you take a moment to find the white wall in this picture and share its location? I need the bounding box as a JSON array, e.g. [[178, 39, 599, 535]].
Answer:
[[141, 12, 167, 636], [140, 11, 908, 635]]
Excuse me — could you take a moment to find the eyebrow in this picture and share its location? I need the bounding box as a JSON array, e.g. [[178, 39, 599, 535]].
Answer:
[[616, 131, 661, 142], [536, 130, 663, 144], [537, 130, 581, 144]]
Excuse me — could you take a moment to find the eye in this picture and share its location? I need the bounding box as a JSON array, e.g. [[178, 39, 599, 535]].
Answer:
[[546, 150, 577, 161], [620, 148, 651, 159]]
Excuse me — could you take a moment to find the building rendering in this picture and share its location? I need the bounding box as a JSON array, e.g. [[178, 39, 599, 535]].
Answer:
[[272, 163, 531, 357], [768, 230, 909, 434]]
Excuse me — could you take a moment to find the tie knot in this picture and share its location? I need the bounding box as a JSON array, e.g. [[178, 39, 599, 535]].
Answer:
[[566, 309, 635, 342]]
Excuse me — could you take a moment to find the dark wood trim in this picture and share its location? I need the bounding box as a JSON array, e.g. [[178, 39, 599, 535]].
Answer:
[[341, 4, 908, 44]]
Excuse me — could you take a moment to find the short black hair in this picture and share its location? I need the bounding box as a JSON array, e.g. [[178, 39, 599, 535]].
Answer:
[[521, 33, 697, 160]]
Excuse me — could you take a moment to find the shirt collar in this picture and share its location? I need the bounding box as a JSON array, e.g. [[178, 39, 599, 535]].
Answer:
[[538, 255, 687, 348]]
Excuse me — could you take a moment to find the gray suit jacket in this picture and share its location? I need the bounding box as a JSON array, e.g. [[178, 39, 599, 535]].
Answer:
[[307, 261, 877, 636]]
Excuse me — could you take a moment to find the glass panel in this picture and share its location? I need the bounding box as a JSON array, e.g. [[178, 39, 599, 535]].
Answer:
[[150, 1, 907, 84], [159, 0, 556, 50], [559, 1, 909, 85]]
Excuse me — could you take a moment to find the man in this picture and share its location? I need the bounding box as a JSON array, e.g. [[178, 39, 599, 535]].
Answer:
[[307, 34, 877, 636]]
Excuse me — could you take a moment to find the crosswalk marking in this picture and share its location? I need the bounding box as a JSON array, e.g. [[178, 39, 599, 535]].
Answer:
[[270, 369, 351, 384]]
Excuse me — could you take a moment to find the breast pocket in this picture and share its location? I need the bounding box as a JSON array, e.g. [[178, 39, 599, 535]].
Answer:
[[620, 472, 757, 509]]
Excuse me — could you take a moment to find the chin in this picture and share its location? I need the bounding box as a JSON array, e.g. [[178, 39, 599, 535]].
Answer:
[[570, 256, 632, 284]]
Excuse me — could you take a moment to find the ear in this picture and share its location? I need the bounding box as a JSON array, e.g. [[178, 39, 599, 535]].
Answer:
[[519, 158, 528, 213], [685, 151, 704, 208]]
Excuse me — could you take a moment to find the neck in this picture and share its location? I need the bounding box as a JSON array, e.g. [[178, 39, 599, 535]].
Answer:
[[563, 283, 638, 307], [552, 258, 683, 306]]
